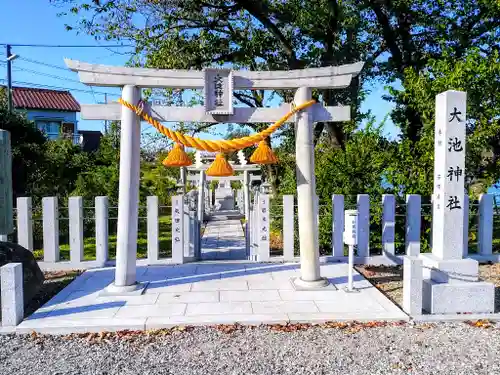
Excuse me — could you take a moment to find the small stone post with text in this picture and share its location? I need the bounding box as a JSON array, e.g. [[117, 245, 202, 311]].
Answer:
[[421, 90, 494, 314], [171, 195, 185, 264]]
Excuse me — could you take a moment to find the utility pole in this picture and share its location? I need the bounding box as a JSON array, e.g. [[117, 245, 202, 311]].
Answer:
[[6, 45, 12, 113]]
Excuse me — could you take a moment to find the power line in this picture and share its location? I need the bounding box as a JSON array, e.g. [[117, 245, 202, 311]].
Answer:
[[12, 66, 83, 84], [0, 78, 121, 97], [17, 57, 70, 71], [0, 43, 133, 48], [89, 86, 98, 104]]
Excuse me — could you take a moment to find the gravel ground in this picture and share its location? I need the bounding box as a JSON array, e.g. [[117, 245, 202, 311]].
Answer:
[[1, 322, 499, 374]]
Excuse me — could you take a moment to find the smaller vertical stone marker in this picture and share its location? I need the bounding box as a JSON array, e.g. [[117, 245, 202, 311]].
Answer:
[[1, 263, 23, 327], [171, 195, 184, 264], [258, 194, 270, 261]]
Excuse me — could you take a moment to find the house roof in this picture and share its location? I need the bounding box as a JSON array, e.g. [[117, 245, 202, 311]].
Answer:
[[11, 86, 81, 112]]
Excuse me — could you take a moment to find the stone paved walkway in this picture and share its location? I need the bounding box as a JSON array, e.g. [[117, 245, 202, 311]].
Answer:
[[16, 262, 408, 334], [201, 214, 246, 260]]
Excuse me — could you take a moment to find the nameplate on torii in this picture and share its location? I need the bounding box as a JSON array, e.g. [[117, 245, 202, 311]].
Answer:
[[204, 68, 233, 115]]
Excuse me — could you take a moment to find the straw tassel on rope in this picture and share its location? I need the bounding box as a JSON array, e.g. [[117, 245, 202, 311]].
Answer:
[[206, 153, 234, 177], [162, 143, 192, 167], [250, 140, 278, 164]]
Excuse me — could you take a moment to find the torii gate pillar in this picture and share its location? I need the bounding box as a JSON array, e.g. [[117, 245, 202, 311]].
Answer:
[[107, 85, 142, 292], [294, 87, 327, 288]]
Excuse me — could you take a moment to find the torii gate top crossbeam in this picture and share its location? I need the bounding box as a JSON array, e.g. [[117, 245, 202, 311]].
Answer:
[[65, 59, 364, 89]]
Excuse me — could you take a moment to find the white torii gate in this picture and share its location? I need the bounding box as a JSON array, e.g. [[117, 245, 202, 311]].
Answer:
[[66, 59, 363, 293]]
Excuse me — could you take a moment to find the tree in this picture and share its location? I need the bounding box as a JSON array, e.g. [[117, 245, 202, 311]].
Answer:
[[0, 103, 47, 199], [71, 123, 121, 203], [52, 0, 500, 206], [387, 49, 500, 197], [53, 0, 499, 147], [52, 0, 377, 148]]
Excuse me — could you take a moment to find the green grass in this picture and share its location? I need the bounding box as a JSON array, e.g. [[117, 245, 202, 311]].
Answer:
[[33, 215, 172, 261]]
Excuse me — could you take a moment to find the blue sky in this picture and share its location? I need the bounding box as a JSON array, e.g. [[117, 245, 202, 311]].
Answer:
[[0, 0, 398, 139]]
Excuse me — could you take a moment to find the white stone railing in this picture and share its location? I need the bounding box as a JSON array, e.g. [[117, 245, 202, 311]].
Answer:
[[250, 193, 499, 265], [7, 196, 198, 270], [4, 193, 499, 270]]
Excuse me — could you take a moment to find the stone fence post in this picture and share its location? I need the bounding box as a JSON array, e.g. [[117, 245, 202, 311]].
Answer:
[[382, 194, 396, 257], [69, 196, 84, 264], [16, 197, 33, 251], [42, 197, 59, 262], [147, 196, 159, 263], [1, 263, 23, 327], [357, 194, 370, 257], [283, 195, 295, 261], [95, 196, 109, 265], [405, 195, 421, 256], [478, 194, 493, 256], [332, 194, 344, 257]]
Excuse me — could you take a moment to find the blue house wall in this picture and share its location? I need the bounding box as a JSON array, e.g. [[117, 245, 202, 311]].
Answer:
[[23, 109, 79, 141]]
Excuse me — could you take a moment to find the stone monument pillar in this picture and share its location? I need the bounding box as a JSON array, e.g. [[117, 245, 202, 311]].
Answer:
[[422, 90, 494, 314]]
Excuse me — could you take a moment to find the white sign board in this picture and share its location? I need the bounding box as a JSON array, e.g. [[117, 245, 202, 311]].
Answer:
[[344, 209, 358, 246], [204, 68, 234, 115]]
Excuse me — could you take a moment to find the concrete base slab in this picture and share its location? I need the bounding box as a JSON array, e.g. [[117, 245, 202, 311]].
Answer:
[[291, 277, 334, 291], [99, 282, 149, 297], [16, 318, 147, 335], [422, 279, 494, 314], [420, 254, 478, 283], [16, 262, 407, 334], [412, 313, 500, 322]]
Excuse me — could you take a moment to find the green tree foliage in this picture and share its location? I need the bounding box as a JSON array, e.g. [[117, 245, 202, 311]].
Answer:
[[51, 1, 500, 252], [0, 105, 47, 200], [387, 49, 500, 197], [53, 0, 499, 146]]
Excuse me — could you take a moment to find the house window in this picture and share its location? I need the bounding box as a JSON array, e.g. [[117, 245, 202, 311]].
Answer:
[[36, 120, 61, 140]]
